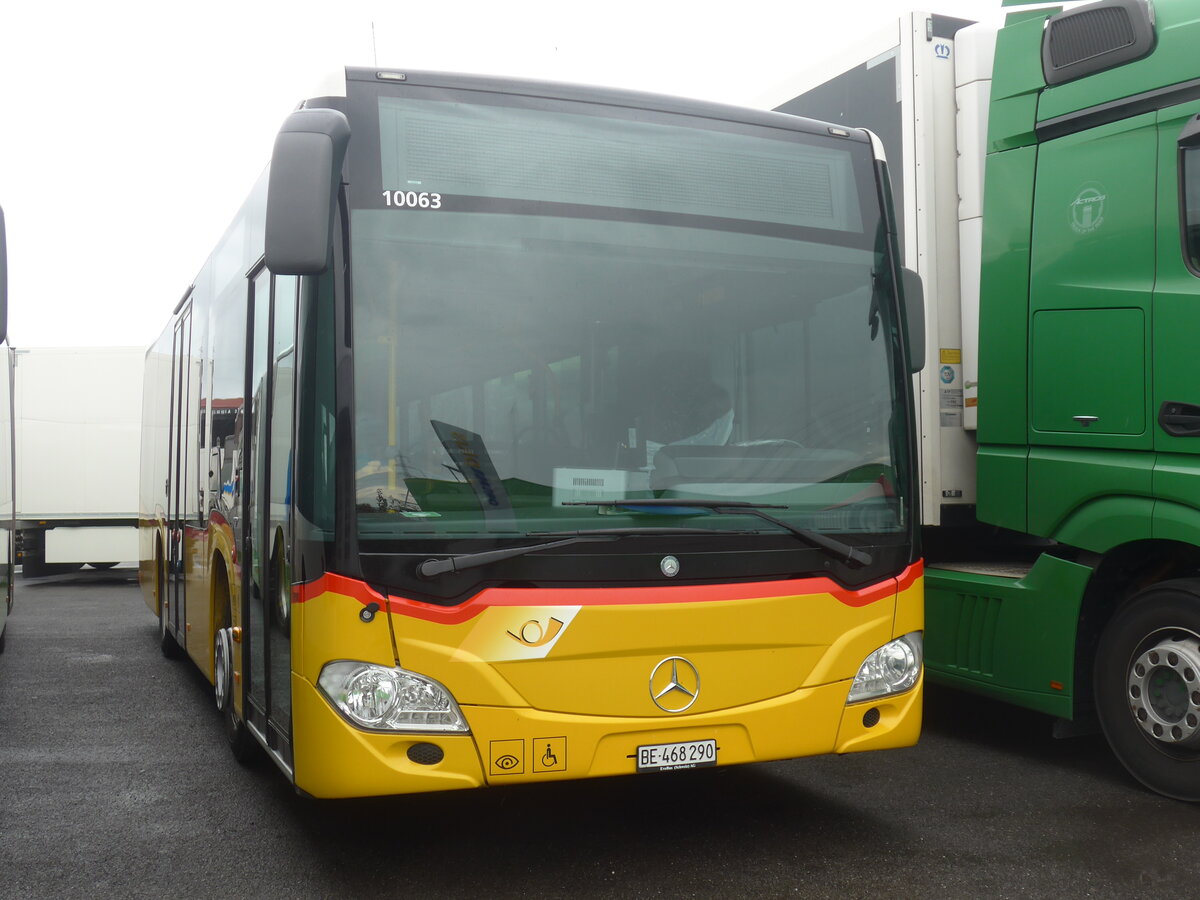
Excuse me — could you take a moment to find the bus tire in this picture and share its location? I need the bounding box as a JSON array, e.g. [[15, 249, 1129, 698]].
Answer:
[[214, 624, 258, 762], [1095, 579, 1200, 801], [214, 567, 260, 763]]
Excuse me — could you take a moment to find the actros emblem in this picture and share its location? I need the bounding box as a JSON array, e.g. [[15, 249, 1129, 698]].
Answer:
[[650, 656, 701, 713], [1070, 184, 1107, 234]]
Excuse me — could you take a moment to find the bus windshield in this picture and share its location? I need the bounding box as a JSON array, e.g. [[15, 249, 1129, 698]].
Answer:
[[349, 90, 906, 544]]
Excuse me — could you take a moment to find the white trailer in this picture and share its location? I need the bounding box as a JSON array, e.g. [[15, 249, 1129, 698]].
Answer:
[[15, 347, 144, 575], [753, 11, 995, 528]]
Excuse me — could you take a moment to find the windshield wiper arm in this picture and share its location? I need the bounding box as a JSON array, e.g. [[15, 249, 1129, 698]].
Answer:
[[565, 499, 872, 568], [536, 526, 744, 536], [417, 535, 618, 579]]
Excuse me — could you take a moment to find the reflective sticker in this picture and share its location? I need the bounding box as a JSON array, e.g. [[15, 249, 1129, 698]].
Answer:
[[939, 355, 964, 428]]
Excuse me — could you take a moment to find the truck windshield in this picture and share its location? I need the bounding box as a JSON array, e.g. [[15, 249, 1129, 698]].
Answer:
[[348, 89, 907, 545]]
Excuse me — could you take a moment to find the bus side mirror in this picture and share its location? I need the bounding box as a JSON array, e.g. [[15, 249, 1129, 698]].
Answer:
[[0, 205, 8, 343], [264, 108, 351, 276], [902, 267, 925, 374]]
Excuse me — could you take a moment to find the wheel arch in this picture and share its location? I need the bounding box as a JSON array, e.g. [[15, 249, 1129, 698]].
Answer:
[[1074, 539, 1200, 715], [208, 549, 235, 687]]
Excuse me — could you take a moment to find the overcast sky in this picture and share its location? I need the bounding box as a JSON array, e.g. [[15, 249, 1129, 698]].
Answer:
[[0, 0, 999, 348]]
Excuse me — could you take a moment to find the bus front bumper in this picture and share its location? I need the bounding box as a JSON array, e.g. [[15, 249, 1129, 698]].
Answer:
[[291, 672, 922, 799]]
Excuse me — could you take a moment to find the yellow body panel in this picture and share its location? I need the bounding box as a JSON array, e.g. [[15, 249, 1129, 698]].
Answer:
[[293, 589, 396, 678], [290, 571, 924, 798], [139, 517, 242, 691], [293, 676, 486, 798], [397, 591, 893, 714], [184, 558, 216, 681]]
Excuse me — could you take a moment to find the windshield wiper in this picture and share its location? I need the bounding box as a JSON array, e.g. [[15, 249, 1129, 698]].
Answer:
[[417, 535, 618, 579], [535, 527, 744, 536], [565, 499, 872, 568]]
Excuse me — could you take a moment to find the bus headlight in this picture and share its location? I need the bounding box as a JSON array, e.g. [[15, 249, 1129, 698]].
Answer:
[[318, 661, 470, 733], [846, 632, 922, 704]]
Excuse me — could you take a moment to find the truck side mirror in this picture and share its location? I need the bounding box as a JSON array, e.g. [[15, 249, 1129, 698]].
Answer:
[[0, 205, 8, 344], [902, 266, 925, 373], [264, 108, 351, 276]]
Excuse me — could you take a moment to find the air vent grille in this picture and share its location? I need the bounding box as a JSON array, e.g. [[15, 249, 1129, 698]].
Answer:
[[1041, 0, 1155, 87], [948, 590, 1001, 676], [1047, 7, 1135, 69]]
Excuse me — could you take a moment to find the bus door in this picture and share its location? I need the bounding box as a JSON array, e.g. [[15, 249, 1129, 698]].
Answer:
[[244, 267, 297, 767], [166, 303, 193, 643]]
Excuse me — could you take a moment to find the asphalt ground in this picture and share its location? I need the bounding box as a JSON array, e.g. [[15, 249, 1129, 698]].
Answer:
[[0, 573, 1194, 899]]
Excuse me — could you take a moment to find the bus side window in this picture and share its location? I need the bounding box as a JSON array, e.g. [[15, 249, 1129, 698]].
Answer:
[[297, 272, 336, 535]]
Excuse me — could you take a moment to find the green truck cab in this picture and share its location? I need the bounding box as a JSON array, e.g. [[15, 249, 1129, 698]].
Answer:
[[967, 0, 1200, 802], [766, 0, 1200, 799]]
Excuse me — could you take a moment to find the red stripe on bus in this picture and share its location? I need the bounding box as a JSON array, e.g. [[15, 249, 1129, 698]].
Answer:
[[897, 559, 923, 594], [296, 561, 923, 625]]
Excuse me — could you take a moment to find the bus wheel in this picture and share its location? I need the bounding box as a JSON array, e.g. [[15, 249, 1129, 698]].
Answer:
[[1095, 579, 1200, 801], [214, 624, 259, 762]]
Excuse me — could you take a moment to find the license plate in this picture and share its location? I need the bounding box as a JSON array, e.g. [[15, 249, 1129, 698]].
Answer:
[[636, 739, 717, 773]]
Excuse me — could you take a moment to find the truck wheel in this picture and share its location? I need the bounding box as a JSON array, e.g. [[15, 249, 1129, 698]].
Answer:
[[1095, 579, 1200, 801]]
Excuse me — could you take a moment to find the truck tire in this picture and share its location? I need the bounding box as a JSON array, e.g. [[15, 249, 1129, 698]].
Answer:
[[1095, 579, 1200, 801]]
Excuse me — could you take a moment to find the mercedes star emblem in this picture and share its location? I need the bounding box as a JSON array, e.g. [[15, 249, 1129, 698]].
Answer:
[[649, 656, 701, 713]]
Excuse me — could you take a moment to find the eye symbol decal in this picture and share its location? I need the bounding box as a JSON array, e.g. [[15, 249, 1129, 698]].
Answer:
[[494, 754, 521, 771]]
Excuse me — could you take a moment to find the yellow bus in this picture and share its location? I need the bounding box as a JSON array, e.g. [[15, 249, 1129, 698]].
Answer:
[[140, 69, 926, 798]]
